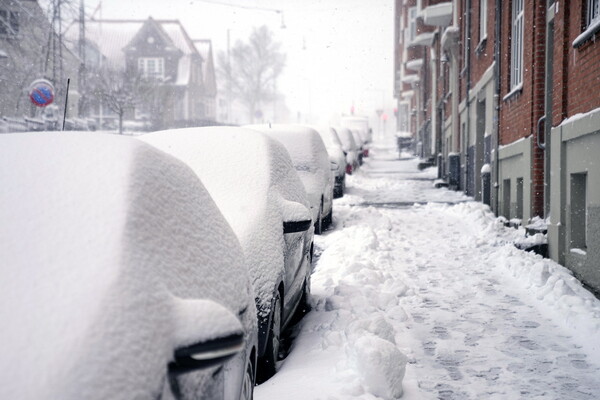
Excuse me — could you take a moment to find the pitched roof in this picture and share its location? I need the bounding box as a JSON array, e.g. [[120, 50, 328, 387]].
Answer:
[[83, 18, 201, 70]]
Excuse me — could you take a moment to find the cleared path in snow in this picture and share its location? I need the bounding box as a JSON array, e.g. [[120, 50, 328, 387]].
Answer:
[[255, 136, 600, 400]]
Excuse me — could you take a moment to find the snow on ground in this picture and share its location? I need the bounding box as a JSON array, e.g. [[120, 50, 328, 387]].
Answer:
[[255, 136, 600, 399]]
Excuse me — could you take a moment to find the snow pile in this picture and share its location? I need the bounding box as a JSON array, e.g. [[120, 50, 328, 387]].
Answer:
[[441, 201, 600, 358], [257, 211, 410, 399], [353, 335, 408, 399], [140, 127, 311, 316], [0, 132, 254, 399]]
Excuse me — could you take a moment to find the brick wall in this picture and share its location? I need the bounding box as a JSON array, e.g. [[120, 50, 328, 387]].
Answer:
[[499, 0, 546, 217], [552, 0, 600, 125], [470, 0, 495, 84]]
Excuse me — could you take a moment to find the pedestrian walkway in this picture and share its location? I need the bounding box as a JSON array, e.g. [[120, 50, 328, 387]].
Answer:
[[255, 136, 600, 400]]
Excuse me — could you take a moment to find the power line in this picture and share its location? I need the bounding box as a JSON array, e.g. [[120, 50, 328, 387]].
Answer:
[[193, 0, 283, 14]]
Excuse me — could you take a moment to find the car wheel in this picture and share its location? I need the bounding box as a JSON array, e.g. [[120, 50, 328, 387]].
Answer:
[[324, 208, 332, 229], [257, 293, 281, 383], [315, 203, 323, 235], [240, 360, 254, 400]]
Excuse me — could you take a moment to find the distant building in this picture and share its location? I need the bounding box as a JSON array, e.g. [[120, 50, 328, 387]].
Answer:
[[0, 0, 80, 130], [193, 39, 217, 122], [81, 18, 216, 130]]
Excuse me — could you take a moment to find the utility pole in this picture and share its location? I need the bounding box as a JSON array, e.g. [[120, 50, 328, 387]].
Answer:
[[78, 0, 86, 118]]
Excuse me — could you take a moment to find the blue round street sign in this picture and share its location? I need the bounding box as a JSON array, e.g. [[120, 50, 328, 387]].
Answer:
[[29, 79, 55, 107]]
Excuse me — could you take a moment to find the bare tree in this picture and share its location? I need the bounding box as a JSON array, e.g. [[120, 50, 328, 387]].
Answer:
[[89, 67, 145, 134], [218, 25, 286, 123]]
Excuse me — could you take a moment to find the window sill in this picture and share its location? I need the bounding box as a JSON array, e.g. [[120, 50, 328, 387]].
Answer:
[[475, 37, 487, 55], [573, 19, 600, 48], [502, 83, 523, 102]]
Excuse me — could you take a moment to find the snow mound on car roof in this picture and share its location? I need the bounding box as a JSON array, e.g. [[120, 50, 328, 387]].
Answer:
[[246, 124, 329, 173], [0, 132, 251, 399], [245, 124, 331, 220], [140, 127, 310, 315], [334, 126, 359, 153]]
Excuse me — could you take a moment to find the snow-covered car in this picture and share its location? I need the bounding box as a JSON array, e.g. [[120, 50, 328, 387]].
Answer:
[[309, 125, 347, 198], [0, 132, 257, 400], [140, 127, 314, 383], [340, 115, 372, 143], [247, 124, 334, 234], [333, 126, 361, 174], [351, 128, 366, 165]]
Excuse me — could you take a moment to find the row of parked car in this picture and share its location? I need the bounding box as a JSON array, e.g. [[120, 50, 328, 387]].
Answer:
[[0, 123, 371, 400]]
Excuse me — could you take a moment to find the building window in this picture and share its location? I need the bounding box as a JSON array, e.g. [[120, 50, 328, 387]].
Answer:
[[587, 0, 600, 28], [407, 7, 417, 43], [138, 57, 164, 80], [510, 0, 524, 89], [0, 10, 19, 36], [570, 173, 587, 249], [479, 0, 488, 42]]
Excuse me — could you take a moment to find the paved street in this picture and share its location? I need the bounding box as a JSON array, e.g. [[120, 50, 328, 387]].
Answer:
[[256, 136, 600, 400]]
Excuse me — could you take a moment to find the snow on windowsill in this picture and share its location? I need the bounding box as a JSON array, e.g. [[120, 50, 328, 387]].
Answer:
[[573, 19, 600, 48], [570, 248, 587, 256]]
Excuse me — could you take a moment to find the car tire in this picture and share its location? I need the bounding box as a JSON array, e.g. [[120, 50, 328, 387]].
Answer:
[[315, 203, 323, 235], [240, 359, 255, 400], [256, 293, 281, 383], [324, 208, 332, 229]]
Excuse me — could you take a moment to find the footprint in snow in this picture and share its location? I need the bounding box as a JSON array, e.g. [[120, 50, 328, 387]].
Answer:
[[432, 325, 450, 340]]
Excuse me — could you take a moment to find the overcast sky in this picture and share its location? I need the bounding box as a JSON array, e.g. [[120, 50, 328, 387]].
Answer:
[[64, 0, 394, 125]]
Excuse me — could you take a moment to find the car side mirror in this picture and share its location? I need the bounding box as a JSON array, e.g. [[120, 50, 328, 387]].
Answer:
[[168, 298, 245, 374], [283, 219, 312, 234], [169, 332, 244, 374]]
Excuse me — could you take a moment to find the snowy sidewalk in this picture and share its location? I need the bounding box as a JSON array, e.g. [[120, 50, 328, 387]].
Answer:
[[255, 137, 600, 400]]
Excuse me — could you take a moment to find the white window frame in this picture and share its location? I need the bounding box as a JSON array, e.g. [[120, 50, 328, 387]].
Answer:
[[408, 7, 417, 43], [587, 0, 600, 28], [510, 0, 524, 89], [138, 57, 164, 80], [479, 0, 488, 42]]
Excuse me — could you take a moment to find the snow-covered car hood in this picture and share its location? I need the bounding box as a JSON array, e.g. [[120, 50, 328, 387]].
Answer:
[[140, 127, 311, 316], [0, 133, 254, 400]]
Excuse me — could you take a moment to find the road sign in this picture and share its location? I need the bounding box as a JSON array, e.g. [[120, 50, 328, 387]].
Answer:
[[29, 79, 55, 107]]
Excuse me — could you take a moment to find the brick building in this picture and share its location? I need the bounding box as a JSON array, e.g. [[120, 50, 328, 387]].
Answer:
[[393, 0, 600, 293]]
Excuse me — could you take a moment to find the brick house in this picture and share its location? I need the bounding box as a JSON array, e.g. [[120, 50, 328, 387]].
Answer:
[[82, 18, 216, 130], [393, 0, 600, 293], [547, 0, 600, 292]]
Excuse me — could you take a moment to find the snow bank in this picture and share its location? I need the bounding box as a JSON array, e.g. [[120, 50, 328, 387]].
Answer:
[[0, 132, 254, 399], [140, 127, 310, 316], [256, 208, 410, 399], [439, 201, 600, 358]]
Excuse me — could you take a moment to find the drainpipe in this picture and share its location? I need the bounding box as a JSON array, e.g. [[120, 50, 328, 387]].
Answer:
[[543, 1, 555, 218], [464, 0, 472, 194], [493, 0, 502, 215]]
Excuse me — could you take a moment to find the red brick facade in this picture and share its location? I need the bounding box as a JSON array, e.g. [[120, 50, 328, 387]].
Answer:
[[552, 0, 600, 125]]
